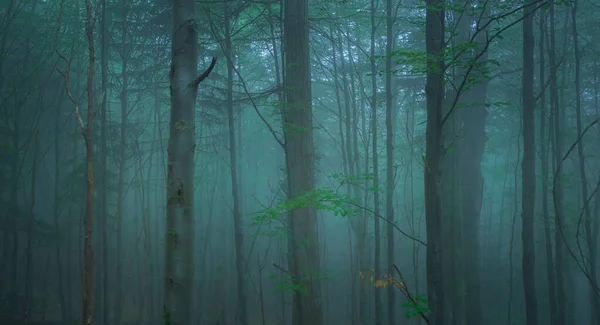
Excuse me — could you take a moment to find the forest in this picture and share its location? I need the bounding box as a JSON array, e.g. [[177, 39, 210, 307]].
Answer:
[[1, 0, 599, 324]]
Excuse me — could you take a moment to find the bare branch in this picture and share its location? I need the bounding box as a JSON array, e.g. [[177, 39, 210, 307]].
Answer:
[[53, 0, 85, 131], [205, 11, 286, 150], [191, 56, 218, 88]]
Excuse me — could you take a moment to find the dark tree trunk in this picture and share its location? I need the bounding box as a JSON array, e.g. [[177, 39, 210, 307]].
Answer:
[[549, 2, 566, 324], [521, 1, 539, 325], [82, 1, 97, 324], [283, 0, 323, 322], [370, 0, 382, 320], [424, 1, 445, 323], [538, 9, 557, 325], [385, 0, 395, 322], [224, 1, 248, 324], [99, 0, 109, 324]]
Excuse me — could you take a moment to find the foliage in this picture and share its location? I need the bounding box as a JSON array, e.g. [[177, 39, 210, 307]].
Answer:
[[360, 270, 431, 320]]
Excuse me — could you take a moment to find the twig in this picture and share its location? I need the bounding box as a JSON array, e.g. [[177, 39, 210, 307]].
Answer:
[[393, 264, 430, 324], [272, 263, 293, 279], [340, 199, 427, 246], [53, 0, 85, 130], [190, 57, 218, 88]]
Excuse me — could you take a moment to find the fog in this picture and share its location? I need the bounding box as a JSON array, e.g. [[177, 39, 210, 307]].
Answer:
[[1, 0, 600, 325]]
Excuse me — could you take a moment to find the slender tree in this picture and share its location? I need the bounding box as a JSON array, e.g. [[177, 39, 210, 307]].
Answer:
[[224, 0, 249, 323], [370, 0, 382, 320], [99, 0, 110, 324], [521, 1, 538, 324], [385, 0, 395, 321]]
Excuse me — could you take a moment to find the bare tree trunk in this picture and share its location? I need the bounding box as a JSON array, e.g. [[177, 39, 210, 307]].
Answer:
[[99, 0, 109, 324], [521, 1, 539, 324], [54, 91, 68, 323], [548, 2, 566, 324], [224, 1, 248, 324], [570, 1, 599, 322], [457, 4, 489, 324], [424, 1, 445, 323], [538, 9, 557, 325], [283, 0, 323, 322], [0, 0, 16, 302], [384, 0, 395, 320], [164, 0, 215, 324], [24, 135, 38, 323], [114, 1, 129, 323], [370, 0, 382, 321], [82, 1, 97, 324]]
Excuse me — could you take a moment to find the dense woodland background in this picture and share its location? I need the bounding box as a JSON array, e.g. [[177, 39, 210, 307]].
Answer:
[[1, 0, 600, 324]]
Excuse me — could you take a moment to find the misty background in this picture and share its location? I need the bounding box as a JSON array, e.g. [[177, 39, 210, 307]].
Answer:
[[1, 0, 599, 325]]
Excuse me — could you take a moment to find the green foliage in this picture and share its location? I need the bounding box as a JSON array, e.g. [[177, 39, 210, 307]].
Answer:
[[268, 273, 306, 293], [252, 187, 353, 226], [402, 294, 431, 320], [0, 144, 16, 152], [251, 173, 379, 237]]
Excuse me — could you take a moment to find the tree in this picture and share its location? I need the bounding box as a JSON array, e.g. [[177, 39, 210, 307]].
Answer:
[[384, 0, 395, 322], [54, 0, 98, 323], [424, 0, 445, 323], [223, 0, 249, 323], [282, 0, 324, 322], [163, 1, 216, 324], [521, 1, 538, 325], [99, 0, 110, 324]]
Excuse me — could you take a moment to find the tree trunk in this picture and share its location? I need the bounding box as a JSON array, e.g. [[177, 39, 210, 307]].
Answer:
[[385, 0, 395, 321], [224, 1, 249, 324], [82, 1, 97, 324], [458, 4, 489, 322], [114, 1, 129, 323], [370, 0, 382, 320], [521, 1, 539, 324], [548, 2, 566, 324], [164, 1, 215, 324], [424, 1, 445, 323], [283, 0, 323, 322], [538, 8, 557, 325], [99, 0, 109, 324]]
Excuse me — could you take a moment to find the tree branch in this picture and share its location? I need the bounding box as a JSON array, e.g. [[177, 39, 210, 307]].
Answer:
[[191, 56, 218, 88]]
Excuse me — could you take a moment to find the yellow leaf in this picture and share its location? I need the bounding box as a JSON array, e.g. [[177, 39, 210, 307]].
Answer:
[[375, 280, 388, 288]]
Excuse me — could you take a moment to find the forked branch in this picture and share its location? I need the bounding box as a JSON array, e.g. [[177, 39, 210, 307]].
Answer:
[[53, 0, 84, 130]]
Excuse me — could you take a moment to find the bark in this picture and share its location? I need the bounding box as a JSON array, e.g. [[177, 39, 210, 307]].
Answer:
[[0, 0, 16, 304], [521, 1, 539, 324], [458, 4, 489, 323], [424, 1, 445, 323], [548, 2, 566, 324], [224, 1, 249, 324], [114, 1, 129, 322], [385, 0, 395, 321], [370, 0, 382, 320], [24, 135, 38, 322], [570, 1, 599, 322], [538, 9, 557, 325], [82, 1, 97, 324], [99, 0, 109, 324], [345, 36, 367, 325], [283, 0, 324, 322], [164, 1, 215, 324], [54, 91, 68, 322]]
